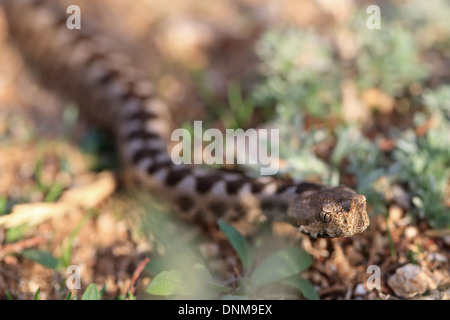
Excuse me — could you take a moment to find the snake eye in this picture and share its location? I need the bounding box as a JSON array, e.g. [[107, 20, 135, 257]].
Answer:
[[319, 211, 332, 223], [320, 203, 333, 223]]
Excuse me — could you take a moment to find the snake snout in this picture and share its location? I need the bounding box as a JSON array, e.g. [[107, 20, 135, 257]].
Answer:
[[355, 194, 366, 206], [353, 211, 370, 235], [351, 195, 370, 235]]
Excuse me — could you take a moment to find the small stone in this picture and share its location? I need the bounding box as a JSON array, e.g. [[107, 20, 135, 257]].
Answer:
[[404, 226, 418, 239], [158, 17, 217, 68], [391, 184, 411, 210], [388, 205, 403, 224], [387, 263, 439, 298], [354, 283, 367, 296], [441, 288, 450, 300], [443, 235, 450, 246], [428, 252, 447, 263]]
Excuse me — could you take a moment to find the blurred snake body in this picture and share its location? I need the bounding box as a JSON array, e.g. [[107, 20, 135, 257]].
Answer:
[[1, 0, 370, 238]]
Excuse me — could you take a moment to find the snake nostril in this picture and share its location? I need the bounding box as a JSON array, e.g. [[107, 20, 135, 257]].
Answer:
[[355, 195, 366, 206], [353, 212, 368, 234]]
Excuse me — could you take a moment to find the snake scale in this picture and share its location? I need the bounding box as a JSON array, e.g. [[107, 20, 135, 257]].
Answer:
[[1, 0, 369, 238]]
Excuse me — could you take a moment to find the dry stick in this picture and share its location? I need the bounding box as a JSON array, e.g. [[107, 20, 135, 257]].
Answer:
[[0, 236, 46, 258], [127, 256, 150, 298], [317, 284, 347, 297]]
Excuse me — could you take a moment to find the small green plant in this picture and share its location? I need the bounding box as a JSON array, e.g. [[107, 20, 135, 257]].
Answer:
[[4, 291, 14, 300], [248, 5, 449, 229], [352, 19, 429, 95], [146, 269, 189, 296], [21, 249, 61, 270], [218, 220, 318, 300], [80, 283, 105, 300], [193, 72, 257, 130], [33, 158, 65, 202], [252, 29, 341, 119], [18, 210, 93, 271], [144, 220, 319, 300], [0, 197, 7, 215], [330, 85, 450, 227], [33, 288, 41, 300], [385, 0, 450, 51]]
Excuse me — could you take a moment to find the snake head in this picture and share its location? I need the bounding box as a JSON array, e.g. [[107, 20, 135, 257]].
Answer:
[[287, 186, 369, 238]]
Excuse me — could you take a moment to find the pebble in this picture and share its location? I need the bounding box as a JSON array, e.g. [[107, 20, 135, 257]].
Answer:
[[428, 252, 447, 263], [443, 235, 450, 246], [387, 263, 439, 298], [353, 283, 367, 296], [404, 226, 418, 239]]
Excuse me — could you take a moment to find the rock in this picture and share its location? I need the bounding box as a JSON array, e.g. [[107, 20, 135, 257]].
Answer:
[[354, 283, 367, 296], [443, 235, 450, 246], [387, 263, 439, 298], [428, 252, 447, 263], [404, 226, 418, 239], [158, 17, 218, 68]]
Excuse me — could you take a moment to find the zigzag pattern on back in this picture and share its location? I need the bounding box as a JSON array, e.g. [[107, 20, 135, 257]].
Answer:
[[1, 0, 370, 237]]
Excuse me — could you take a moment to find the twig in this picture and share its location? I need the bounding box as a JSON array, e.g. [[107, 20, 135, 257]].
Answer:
[[0, 236, 46, 258], [126, 256, 150, 299], [317, 284, 347, 297]]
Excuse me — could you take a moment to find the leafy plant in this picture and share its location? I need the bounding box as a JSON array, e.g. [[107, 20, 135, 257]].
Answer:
[[252, 29, 341, 119], [146, 269, 187, 296], [81, 283, 103, 300], [144, 220, 319, 300], [0, 197, 7, 215], [385, 0, 450, 51], [33, 158, 65, 202], [18, 211, 93, 271], [248, 6, 449, 228], [34, 288, 41, 300], [217, 220, 252, 270], [219, 220, 317, 299], [353, 20, 429, 95], [330, 85, 450, 227], [21, 249, 61, 270]]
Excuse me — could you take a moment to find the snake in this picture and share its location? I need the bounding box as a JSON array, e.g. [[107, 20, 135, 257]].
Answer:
[[0, 0, 370, 238]]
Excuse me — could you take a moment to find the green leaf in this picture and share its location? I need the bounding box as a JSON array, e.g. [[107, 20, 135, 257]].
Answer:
[[282, 274, 319, 300], [192, 263, 230, 293], [44, 183, 64, 203], [218, 219, 252, 271], [81, 283, 101, 300], [21, 249, 60, 270], [65, 292, 72, 300], [33, 158, 47, 191], [0, 197, 7, 215], [60, 211, 92, 268], [192, 263, 213, 282], [33, 288, 40, 300], [62, 103, 80, 139], [99, 285, 107, 298], [5, 291, 14, 300], [6, 224, 31, 243], [145, 256, 171, 275], [250, 247, 312, 287], [145, 270, 187, 296]]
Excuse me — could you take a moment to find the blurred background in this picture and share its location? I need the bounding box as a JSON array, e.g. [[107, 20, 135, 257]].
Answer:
[[0, 0, 448, 300]]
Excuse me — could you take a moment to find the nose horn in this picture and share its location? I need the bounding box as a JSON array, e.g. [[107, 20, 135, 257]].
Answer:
[[355, 195, 366, 204]]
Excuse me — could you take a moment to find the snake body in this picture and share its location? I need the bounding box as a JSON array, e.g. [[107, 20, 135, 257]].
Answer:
[[1, 0, 369, 238]]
